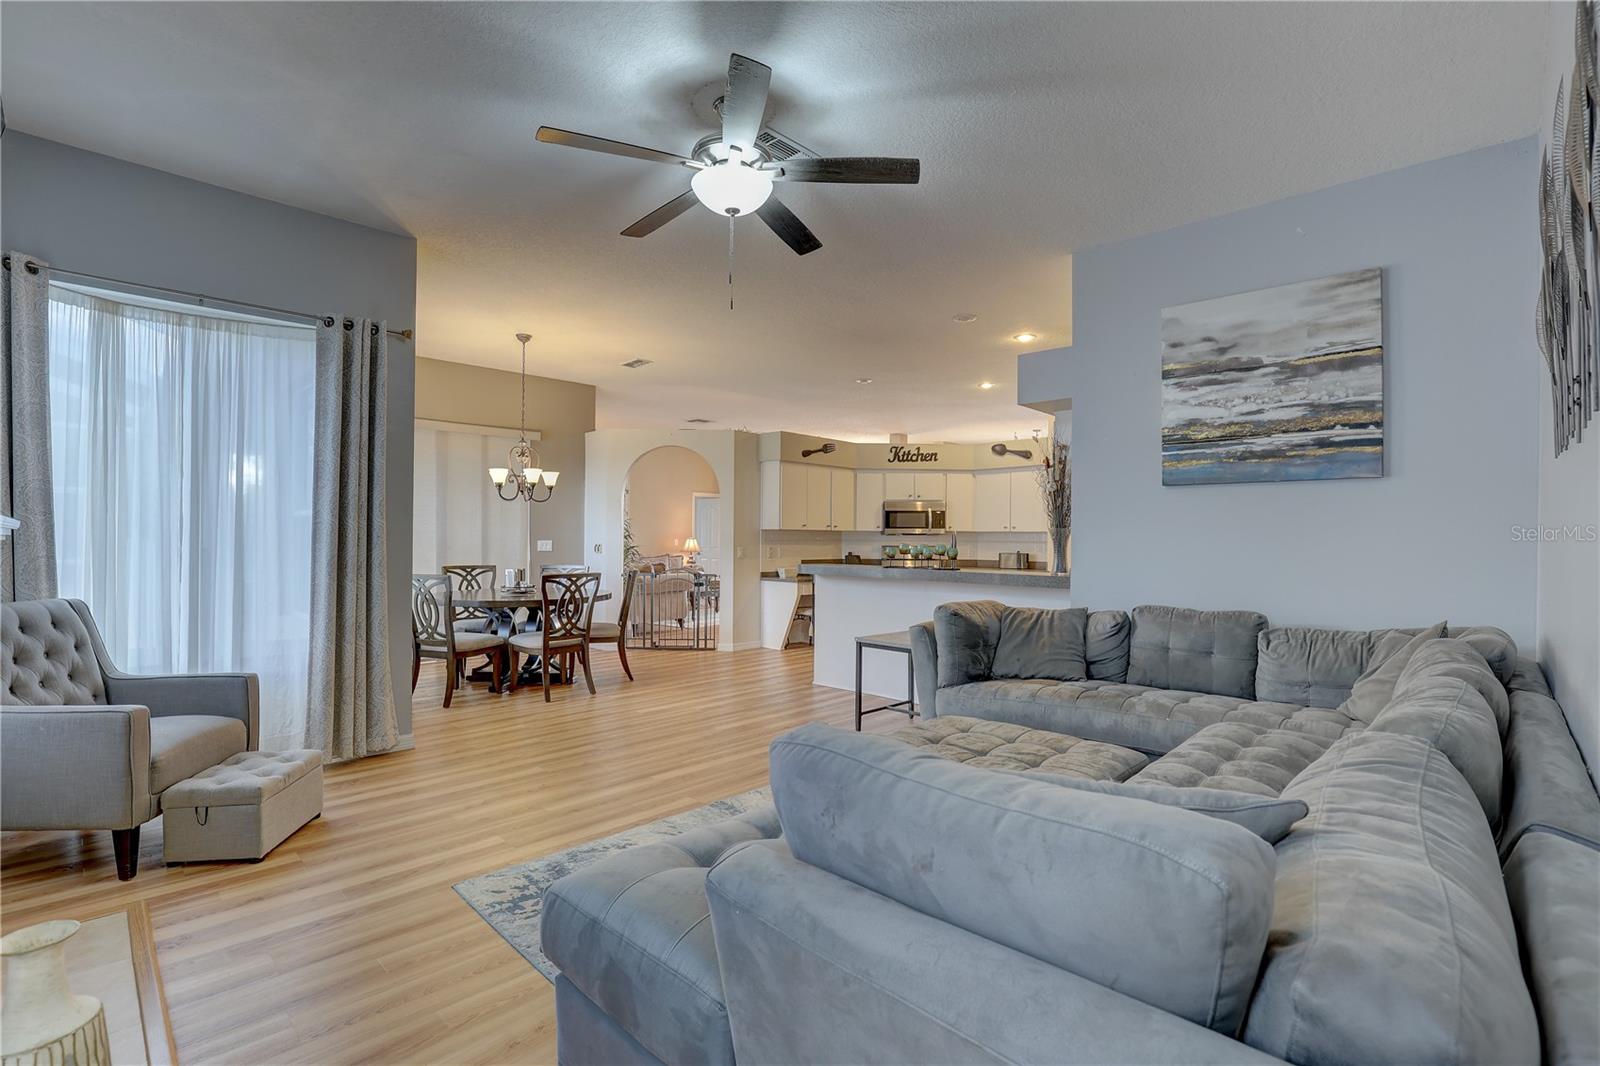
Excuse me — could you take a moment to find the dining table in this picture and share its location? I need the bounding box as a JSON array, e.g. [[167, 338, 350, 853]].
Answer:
[[456, 588, 612, 688]]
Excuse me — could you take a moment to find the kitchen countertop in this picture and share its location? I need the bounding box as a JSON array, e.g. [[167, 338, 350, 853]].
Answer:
[[799, 562, 1070, 589]]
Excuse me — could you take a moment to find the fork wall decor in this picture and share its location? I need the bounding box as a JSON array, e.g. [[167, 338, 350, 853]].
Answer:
[[1538, 0, 1600, 457]]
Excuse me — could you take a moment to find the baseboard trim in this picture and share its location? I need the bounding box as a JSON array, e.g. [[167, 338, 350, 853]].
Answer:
[[719, 640, 764, 651], [393, 733, 416, 752]]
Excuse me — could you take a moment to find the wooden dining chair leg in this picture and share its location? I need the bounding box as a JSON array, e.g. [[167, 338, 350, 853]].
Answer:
[[506, 649, 518, 693], [412, 642, 422, 692], [443, 655, 457, 708], [615, 640, 634, 681], [541, 650, 552, 703], [579, 643, 596, 695], [487, 649, 502, 694]]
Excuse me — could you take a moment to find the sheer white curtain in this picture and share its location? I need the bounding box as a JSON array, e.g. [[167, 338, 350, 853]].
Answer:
[[412, 422, 533, 575], [48, 285, 316, 750]]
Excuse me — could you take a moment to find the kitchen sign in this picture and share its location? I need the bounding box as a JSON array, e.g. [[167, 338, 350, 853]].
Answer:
[[887, 445, 941, 464]]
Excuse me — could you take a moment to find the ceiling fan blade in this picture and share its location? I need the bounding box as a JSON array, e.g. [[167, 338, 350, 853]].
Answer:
[[536, 126, 697, 168], [774, 157, 921, 184], [621, 189, 701, 238], [756, 196, 822, 256], [720, 54, 772, 154]]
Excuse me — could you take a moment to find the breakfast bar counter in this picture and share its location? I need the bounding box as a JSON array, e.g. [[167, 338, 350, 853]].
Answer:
[[799, 562, 1070, 699]]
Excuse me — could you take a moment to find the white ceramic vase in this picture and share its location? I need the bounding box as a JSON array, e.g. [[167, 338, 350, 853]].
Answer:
[[1, 920, 106, 1066]]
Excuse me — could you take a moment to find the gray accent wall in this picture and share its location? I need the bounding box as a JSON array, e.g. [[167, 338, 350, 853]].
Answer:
[[1019, 137, 1541, 650], [1, 132, 420, 737]]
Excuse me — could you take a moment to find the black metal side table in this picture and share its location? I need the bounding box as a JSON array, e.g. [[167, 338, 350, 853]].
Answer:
[[854, 631, 918, 731]]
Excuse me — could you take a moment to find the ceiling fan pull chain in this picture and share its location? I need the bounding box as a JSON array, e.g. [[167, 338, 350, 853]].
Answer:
[[727, 212, 736, 311]]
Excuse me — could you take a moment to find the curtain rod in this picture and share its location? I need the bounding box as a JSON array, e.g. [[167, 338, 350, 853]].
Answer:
[[2, 254, 414, 341]]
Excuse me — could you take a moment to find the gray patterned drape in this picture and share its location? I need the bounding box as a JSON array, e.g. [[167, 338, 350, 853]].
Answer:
[[0, 252, 57, 602], [303, 318, 399, 760]]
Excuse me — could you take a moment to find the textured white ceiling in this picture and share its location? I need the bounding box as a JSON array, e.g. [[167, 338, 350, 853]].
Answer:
[[2, 2, 1547, 442]]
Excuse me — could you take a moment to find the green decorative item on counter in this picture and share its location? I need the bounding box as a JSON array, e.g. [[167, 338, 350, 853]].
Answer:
[[947, 545, 959, 560]]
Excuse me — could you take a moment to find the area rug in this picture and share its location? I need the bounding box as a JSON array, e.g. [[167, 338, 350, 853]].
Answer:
[[453, 787, 772, 982]]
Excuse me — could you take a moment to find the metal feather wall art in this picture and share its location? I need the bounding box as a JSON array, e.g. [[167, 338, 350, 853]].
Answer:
[[1538, 0, 1600, 456]]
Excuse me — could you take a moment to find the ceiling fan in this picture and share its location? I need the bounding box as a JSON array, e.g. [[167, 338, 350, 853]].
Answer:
[[535, 53, 921, 257]]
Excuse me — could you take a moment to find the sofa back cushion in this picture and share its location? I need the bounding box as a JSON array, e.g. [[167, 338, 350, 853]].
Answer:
[[1085, 609, 1131, 681], [1126, 605, 1267, 700], [1254, 626, 1380, 708], [1394, 638, 1510, 734], [1499, 658, 1600, 860], [1242, 731, 1538, 1066], [2, 599, 107, 706], [991, 606, 1088, 682], [1338, 621, 1446, 724], [1445, 624, 1518, 687], [933, 600, 1005, 687], [1369, 640, 1505, 826], [770, 724, 1277, 1035]]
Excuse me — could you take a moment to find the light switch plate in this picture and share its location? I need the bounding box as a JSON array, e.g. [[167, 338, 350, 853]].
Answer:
[[537, 539, 553, 552], [735, 546, 745, 559]]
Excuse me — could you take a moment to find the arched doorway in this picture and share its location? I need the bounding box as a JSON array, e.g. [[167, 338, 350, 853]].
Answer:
[[622, 446, 721, 571], [622, 446, 722, 650]]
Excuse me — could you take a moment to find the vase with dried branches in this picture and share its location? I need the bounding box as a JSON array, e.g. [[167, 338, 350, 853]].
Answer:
[[1034, 440, 1071, 574]]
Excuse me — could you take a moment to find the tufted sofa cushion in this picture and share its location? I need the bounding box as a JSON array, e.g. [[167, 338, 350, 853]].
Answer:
[[1126, 605, 1267, 700], [1254, 625, 1382, 708], [161, 748, 321, 808], [541, 804, 782, 1066], [891, 715, 1147, 780], [771, 724, 1279, 1035], [2, 599, 106, 706], [1243, 731, 1538, 1066], [937, 678, 1360, 755], [1131, 722, 1339, 797]]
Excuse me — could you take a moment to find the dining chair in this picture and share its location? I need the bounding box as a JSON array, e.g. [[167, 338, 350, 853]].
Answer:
[[586, 568, 637, 681], [441, 563, 496, 633], [509, 571, 600, 702], [411, 574, 510, 708]]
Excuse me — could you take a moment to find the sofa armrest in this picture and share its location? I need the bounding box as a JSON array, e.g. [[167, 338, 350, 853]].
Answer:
[[104, 671, 259, 750], [0, 704, 152, 830], [908, 621, 938, 718], [706, 840, 1284, 1065]]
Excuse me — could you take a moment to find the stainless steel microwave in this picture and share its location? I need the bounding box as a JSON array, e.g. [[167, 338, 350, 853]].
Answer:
[[882, 499, 948, 535]]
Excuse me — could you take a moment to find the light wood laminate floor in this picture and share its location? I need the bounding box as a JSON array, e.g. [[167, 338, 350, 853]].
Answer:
[[1, 646, 903, 1064]]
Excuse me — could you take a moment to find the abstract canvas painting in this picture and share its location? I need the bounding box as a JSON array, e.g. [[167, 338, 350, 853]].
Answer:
[[1161, 268, 1384, 486]]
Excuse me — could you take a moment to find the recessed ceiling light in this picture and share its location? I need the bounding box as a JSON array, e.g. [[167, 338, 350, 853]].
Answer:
[[621, 357, 654, 369], [855, 378, 874, 384], [1012, 332, 1038, 343], [979, 382, 997, 390], [952, 313, 979, 324]]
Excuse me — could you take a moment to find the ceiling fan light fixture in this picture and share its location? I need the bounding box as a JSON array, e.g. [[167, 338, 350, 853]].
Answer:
[[690, 149, 774, 216]]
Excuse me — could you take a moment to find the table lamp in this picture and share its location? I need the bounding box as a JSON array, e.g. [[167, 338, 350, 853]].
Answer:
[[683, 537, 701, 567]]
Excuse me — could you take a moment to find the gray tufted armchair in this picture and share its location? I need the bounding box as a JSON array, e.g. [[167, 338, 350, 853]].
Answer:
[[1, 599, 258, 879]]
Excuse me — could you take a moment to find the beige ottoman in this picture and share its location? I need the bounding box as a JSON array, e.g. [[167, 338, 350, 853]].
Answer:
[[162, 749, 323, 863]]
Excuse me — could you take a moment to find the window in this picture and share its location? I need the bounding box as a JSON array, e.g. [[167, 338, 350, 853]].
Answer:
[[48, 284, 316, 749], [412, 421, 533, 576]]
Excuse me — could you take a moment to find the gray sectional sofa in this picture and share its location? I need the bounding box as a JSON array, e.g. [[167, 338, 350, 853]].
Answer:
[[543, 602, 1600, 1065]]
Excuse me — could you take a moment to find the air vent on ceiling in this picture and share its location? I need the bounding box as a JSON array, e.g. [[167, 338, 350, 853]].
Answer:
[[621, 358, 654, 369], [755, 129, 806, 161], [685, 417, 713, 424]]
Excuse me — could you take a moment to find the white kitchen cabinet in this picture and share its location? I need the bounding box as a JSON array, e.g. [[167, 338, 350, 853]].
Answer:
[[854, 472, 885, 532], [829, 469, 854, 530], [913, 472, 946, 501], [973, 471, 1012, 530], [780, 463, 808, 529], [883, 471, 916, 500], [1009, 469, 1048, 532], [944, 473, 975, 531], [804, 465, 831, 529]]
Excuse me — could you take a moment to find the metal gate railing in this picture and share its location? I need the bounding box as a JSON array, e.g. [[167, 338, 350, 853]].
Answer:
[[626, 568, 720, 650]]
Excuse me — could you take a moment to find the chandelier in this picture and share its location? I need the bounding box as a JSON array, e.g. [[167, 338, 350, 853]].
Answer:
[[488, 332, 560, 503]]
